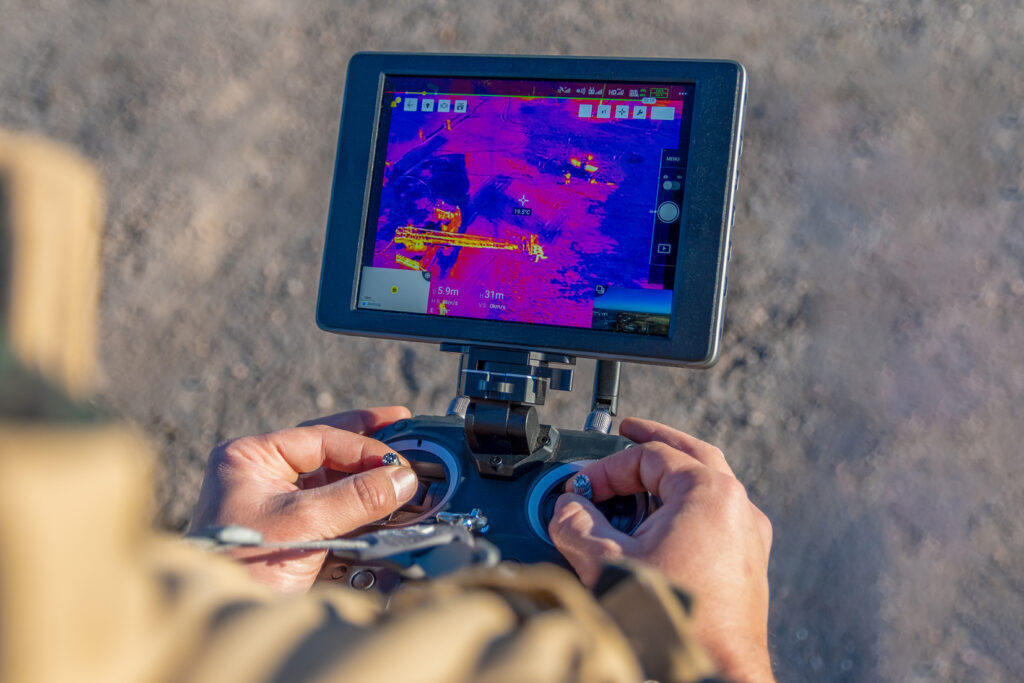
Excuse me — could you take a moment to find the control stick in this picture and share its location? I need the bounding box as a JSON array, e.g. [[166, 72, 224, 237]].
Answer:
[[584, 360, 621, 434]]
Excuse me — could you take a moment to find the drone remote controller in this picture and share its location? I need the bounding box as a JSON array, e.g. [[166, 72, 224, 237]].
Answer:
[[317, 345, 656, 592]]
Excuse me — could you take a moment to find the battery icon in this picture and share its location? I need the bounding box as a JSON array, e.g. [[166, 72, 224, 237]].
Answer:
[[649, 87, 670, 98]]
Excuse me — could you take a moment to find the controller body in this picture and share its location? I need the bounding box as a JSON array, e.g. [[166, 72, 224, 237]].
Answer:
[[317, 412, 651, 590]]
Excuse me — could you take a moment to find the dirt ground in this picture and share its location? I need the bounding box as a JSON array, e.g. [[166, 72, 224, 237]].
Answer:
[[2, 1, 1022, 680]]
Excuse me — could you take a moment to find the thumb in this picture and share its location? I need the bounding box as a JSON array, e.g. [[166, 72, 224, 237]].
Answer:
[[548, 493, 631, 587], [298, 465, 418, 537]]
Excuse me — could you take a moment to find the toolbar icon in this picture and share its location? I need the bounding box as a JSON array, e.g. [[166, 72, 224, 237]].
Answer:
[[597, 104, 612, 118], [651, 106, 674, 120], [615, 104, 630, 119], [420, 99, 434, 112], [403, 98, 418, 111], [437, 99, 451, 112], [453, 100, 468, 113], [578, 104, 593, 118]]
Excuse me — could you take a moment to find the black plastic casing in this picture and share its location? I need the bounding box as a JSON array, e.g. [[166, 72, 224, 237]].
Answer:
[[317, 52, 746, 367], [317, 415, 636, 578]]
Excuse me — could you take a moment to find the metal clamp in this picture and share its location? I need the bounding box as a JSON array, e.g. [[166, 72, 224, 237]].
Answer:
[[436, 508, 489, 533]]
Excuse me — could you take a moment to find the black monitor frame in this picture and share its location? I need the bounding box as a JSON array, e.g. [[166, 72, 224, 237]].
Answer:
[[317, 52, 746, 367]]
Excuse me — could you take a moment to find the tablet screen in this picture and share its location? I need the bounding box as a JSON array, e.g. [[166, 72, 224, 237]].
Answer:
[[357, 76, 695, 337]]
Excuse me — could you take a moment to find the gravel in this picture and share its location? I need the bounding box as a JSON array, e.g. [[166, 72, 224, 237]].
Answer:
[[2, 1, 1022, 680]]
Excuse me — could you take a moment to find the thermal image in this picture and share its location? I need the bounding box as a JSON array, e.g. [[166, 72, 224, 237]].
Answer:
[[360, 77, 693, 336]]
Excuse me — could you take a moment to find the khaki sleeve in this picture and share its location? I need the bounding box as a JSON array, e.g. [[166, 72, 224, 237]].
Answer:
[[0, 131, 104, 399], [146, 542, 720, 683]]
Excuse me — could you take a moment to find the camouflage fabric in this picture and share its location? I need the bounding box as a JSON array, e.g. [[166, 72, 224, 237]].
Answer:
[[0, 131, 723, 683]]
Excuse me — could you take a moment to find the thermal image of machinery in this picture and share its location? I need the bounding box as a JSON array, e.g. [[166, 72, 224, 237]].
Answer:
[[390, 202, 546, 271], [395, 225, 547, 266]]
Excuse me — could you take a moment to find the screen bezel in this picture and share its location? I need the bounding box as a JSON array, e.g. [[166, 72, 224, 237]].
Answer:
[[317, 52, 745, 367]]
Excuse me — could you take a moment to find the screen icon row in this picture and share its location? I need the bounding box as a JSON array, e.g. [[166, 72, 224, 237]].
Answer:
[[401, 98, 468, 113], [578, 104, 674, 120], [557, 86, 686, 98]]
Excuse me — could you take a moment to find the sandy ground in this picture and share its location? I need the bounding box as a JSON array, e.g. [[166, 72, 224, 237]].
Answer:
[[2, 1, 1022, 680]]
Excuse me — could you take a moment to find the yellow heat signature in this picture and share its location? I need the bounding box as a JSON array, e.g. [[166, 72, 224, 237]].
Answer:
[[395, 226, 547, 263], [566, 153, 607, 185], [433, 205, 462, 232], [395, 254, 421, 270]]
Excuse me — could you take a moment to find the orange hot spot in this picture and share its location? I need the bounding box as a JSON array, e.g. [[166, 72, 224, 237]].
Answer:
[[587, 154, 593, 160], [589, 178, 597, 184], [584, 163, 599, 173], [445, 119, 452, 130], [418, 129, 425, 141], [564, 172, 572, 184], [570, 157, 581, 168]]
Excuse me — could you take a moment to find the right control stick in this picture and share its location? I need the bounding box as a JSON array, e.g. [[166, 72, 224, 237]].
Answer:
[[584, 359, 621, 434]]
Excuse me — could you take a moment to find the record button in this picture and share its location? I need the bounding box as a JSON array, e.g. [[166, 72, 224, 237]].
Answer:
[[657, 201, 680, 223]]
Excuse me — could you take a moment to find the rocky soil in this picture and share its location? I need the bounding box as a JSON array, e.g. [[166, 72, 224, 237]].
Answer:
[[2, 1, 1022, 680]]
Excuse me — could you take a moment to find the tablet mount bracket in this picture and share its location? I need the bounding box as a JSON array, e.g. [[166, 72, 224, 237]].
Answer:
[[442, 343, 574, 478]]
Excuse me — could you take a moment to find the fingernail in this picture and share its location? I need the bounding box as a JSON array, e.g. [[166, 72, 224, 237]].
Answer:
[[389, 466, 417, 501]]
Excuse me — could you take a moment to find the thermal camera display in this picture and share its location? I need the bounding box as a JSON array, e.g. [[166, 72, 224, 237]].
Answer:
[[358, 76, 695, 336]]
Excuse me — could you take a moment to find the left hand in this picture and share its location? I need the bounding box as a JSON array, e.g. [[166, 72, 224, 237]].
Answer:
[[189, 407, 418, 593]]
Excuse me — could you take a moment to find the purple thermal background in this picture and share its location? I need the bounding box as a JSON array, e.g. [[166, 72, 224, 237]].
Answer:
[[373, 86, 683, 328]]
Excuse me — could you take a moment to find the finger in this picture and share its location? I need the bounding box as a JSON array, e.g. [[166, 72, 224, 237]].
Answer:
[[619, 417, 735, 476], [234, 426, 403, 482], [297, 406, 412, 433], [296, 465, 419, 537], [567, 441, 706, 504], [756, 507, 773, 557], [296, 465, 359, 490], [548, 493, 633, 587]]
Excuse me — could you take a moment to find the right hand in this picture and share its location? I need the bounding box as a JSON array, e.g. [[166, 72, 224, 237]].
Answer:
[[548, 417, 774, 683]]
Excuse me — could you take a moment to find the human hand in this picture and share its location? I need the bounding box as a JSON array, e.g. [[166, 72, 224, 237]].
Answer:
[[189, 407, 418, 593], [548, 417, 774, 683]]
